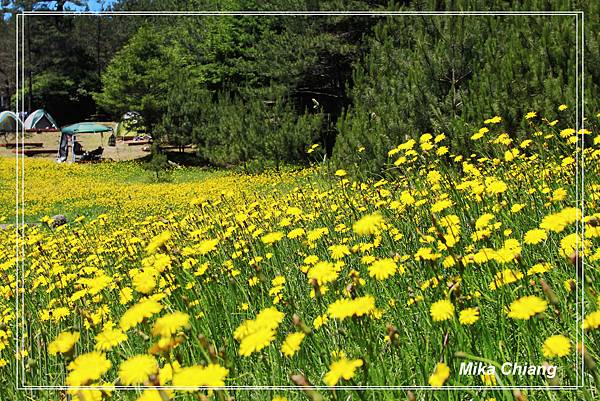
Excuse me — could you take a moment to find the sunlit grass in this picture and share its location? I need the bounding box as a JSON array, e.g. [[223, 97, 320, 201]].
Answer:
[[0, 109, 599, 401]]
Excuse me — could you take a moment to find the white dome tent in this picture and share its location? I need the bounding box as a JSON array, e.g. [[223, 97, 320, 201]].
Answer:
[[23, 109, 59, 132], [0, 111, 22, 133]]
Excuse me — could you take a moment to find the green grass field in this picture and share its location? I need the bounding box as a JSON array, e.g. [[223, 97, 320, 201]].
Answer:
[[0, 114, 599, 401]]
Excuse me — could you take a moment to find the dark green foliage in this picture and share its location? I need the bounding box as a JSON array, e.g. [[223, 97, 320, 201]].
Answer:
[[154, 75, 324, 169], [144, 147, 173, 182], [19, 15, 100, 123], [333, 0, 600, 175], [2, 1, 138, 122], [94, 24, 190, 134], [4, 0, 598, 173]]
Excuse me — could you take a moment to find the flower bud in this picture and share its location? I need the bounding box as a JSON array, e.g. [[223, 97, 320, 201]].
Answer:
[[290, 374, 323, 401], [578, 342, 596, 371], [540, 280, 559, 306]]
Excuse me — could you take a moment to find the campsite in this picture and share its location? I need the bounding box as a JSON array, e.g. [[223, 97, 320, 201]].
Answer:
[[0, 110, 154, 161], [0, 2, 599, 401]]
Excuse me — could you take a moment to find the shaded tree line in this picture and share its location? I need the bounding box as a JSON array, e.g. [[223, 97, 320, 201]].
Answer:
[[1, 0, 142, 122], [1, 0, 598, 174]]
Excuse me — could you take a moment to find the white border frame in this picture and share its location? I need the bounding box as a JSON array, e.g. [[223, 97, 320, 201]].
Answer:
[[14, 9, 586, 392]]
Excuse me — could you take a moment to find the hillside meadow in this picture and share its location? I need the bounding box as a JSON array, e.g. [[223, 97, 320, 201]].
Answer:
[[0, 108, 599, 400]]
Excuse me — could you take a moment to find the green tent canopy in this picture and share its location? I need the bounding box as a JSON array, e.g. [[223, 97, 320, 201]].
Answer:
[[61, 122, 112, 136], [58, 122, 113, 162]]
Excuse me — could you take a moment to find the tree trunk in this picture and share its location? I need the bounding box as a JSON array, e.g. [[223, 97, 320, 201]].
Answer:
[[26, 15, 32, 112], [97, 17, 101, 79]]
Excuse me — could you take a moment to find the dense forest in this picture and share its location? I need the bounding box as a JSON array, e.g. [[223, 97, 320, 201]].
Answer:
[[1, 0, 598, 173]]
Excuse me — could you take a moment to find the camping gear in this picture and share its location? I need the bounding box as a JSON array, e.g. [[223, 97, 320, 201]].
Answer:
[[23, 109, 59, 132], [122, 111, 141, 122], [117, 111, 141, 136], [0, 111, 22, 133], [79, 147, 104, 162], [108, 133, 116, 147], [58, 122, 112, 162]]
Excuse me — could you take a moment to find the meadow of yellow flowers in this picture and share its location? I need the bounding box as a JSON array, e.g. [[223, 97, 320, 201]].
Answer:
[[0, 107, 599, 401]]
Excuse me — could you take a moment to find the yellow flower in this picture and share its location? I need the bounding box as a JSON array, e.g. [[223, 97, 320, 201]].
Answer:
[[281, 332, 305, 357], [172, 364, 228, 389], [137, 389, 174, 401], [471, 131, 484, 140], [353, 213, 385, 235], [195, 238, 220, 255], [119, 355, 159, 385], [542, 335, 571, 358], [475, 213, 494, 229], [95, 326, 127, 351], [48, 331, 79, 355], [146, 230, 171, 254], [329, 244, 351, 260], [486, 179, 507, 194], [431, 199, 453, 213], [327, 295, 376, 320], [324, 356, 363, 386], [261, 231, 284, 245], [287, 227, 305, 238], [511, 203, 525, 213], [119, 287, 134, 305], [158, 361, 180, 384], [550, 188, 567, 202], [527, 262, 552, 276], [132, 268, 157, 294], [430, 299, 454, 321], [368, 258, 397, 280], [307, 227, 329, 241], [524, 229, 547, 245], [420, 133, 433, 143], [558, 104, 568, 111], [525, 111, 537, 119], [560, 128, 576, 138], [504, 148, 519, 162], [67, 352, 112, 386], [507, 296, 547, 320], [540, 208, 580, 233], [120, 299, 163, 331], [484, 116, 502, 124], [560, 233, 586, 257], [151, 311, 190, 338], [562, 156, 575, 167], [481, 372, 497, 386], [583, 311, 600, 330], [564, 279, 576, 292], [489, 269, 523, 290], [313, 314, 329, 329], [428, 362, 450, 386], [334, 169, 347, 177], [434, 133, 446, 143], [304, 255, 319, 265], [308, 261, 339, 285], [436, 146, 449, 155], [234, 307, 284, 356], [459, 308, 480, 325]]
